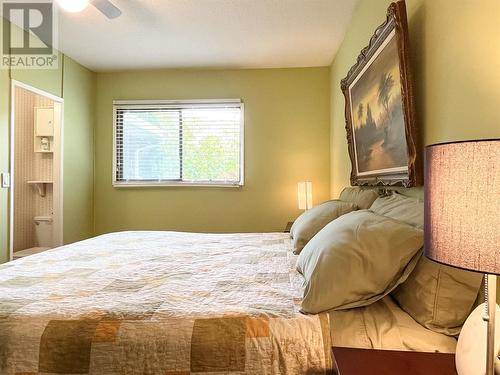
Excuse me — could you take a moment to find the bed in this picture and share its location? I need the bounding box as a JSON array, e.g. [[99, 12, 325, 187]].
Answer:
[[0, 230, 456, 374]]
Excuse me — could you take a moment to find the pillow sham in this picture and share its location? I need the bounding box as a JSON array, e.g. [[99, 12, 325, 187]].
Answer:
[[392, 255, 483, 336], [370, 192, 424, 228], [290, 200, 356, 254], [339, 187, 379, 210], [296, 210, 424, 314]]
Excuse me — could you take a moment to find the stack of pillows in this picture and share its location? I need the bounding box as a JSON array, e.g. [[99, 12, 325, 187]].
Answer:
[[292, 187, 483, 337]]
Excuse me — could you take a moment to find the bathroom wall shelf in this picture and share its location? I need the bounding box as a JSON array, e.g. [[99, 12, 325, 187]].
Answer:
[[34, 148, 53, 154], [27, 181, 53, 197]]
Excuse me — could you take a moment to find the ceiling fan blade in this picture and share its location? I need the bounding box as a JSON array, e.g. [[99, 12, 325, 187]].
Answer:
[[91, 0, 122, 19]]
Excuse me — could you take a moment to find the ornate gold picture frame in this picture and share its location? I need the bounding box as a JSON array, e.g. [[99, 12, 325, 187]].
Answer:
[[341, 1, 421, 187]]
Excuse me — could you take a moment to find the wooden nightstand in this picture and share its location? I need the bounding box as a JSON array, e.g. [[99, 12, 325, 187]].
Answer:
[[284, 221, 294, 233], [331, 347, 457, 375]]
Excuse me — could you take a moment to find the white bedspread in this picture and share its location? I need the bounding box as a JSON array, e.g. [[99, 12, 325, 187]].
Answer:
[[0, 231, 331, 375]]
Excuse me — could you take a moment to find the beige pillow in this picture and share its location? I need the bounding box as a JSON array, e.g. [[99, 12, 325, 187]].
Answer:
[[296, 210, 424, 314], [370, 192, 424, 228], [392, 255, 483, 336], [339, 187, 379, 209], [290, 200, 356, 254]]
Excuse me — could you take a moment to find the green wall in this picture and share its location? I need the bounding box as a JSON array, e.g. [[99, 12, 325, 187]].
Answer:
[[9, 52, 64, 97], [0, 20, 95, 262], [94, 68, 331, 234], [60, 57, 95, 244], [330, 0, 500, 196]]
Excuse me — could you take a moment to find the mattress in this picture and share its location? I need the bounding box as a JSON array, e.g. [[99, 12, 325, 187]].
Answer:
[[0, 231, 457, 375], [0, 231, 331, 375]]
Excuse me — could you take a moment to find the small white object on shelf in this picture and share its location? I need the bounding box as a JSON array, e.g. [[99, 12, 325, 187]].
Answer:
[[34, 136, 54, 153], [40, 137, 50, 151], [27, 181, 53, 197]]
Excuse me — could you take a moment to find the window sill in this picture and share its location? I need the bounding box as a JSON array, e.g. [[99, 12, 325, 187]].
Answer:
[[113, 181, 244, 188]]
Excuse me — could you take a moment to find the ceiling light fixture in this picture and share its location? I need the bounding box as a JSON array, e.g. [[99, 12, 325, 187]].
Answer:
[[56, 0, 90, 13], [55, 0, 122, 19]]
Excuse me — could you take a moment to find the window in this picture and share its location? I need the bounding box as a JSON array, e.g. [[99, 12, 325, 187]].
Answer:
[[113, 100, 244, 187]]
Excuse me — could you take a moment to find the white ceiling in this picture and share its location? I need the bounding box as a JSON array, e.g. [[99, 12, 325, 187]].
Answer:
[[58, 0, 358, 72]]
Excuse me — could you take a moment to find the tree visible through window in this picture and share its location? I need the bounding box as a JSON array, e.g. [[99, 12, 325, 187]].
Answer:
[[114, 101, 243, 186]]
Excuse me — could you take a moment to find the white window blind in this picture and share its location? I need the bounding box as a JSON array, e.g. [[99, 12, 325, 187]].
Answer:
[[113, 100, 244, 186]]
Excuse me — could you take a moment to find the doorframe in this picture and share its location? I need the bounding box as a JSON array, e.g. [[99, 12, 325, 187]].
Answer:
[[9, 80, 64, 261]]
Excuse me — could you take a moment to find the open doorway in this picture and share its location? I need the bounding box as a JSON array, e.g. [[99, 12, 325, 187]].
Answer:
[[10, 81, 63, 261]]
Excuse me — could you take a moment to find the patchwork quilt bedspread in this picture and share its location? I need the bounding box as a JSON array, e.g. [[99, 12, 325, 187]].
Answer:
[[0, 231, 332, 375]]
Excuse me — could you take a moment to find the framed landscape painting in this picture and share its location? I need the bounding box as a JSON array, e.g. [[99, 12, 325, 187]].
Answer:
[[341, 0, 421, 187]]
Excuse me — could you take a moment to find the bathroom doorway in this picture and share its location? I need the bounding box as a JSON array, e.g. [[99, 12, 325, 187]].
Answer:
[[9, 81, 63, 261]]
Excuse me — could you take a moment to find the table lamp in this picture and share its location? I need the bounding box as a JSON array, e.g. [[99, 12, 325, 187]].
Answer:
[[424, 139, 500, 375], [298, 181, 313, 210]]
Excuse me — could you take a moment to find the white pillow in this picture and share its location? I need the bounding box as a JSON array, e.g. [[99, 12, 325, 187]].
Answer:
[[290, 200, 356, 254], [339, 187, 379, 209], [370, 192, 423, 228], [296, 210, 423, 314]]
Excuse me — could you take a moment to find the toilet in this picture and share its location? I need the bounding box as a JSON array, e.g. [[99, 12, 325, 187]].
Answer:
[[34, 216, 53, 248]]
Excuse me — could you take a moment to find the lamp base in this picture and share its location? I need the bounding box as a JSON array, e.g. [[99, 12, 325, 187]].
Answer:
[[455, 301, 500, 375]]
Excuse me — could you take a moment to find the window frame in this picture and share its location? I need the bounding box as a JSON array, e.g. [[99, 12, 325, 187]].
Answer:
[[112, 99, 245, 188]]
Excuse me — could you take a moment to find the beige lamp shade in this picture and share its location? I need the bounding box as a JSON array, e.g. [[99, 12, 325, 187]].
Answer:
[[424, 140, 500, 274], [298, 181, 313, 210]]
